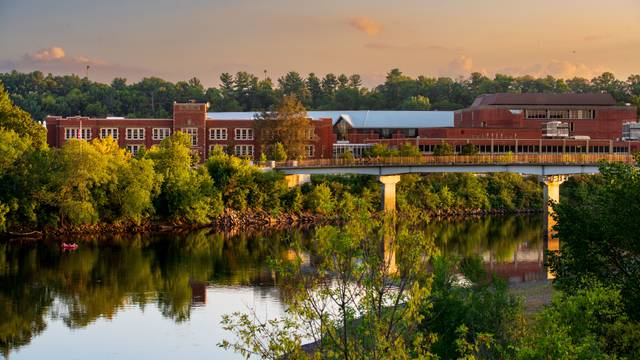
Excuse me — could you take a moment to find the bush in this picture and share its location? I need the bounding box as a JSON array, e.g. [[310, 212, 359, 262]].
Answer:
[[516, 284, 640, 359], [433, 143, 454, 156], [304, 183, 334, 215], [461, 143, 479, 155]]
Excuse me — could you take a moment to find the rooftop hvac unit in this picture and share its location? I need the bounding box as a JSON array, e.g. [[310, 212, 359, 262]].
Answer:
[[543, 121, 569, 138], [622, 122, 640, 141]]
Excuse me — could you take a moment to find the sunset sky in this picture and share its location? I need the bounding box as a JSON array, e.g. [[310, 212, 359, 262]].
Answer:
[[1, 0, 639, 87]]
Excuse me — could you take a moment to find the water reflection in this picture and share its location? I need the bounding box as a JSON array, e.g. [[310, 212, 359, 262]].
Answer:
[[0, 215, 544, 359]]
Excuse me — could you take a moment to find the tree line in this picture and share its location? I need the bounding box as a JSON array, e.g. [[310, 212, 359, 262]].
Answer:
[[0, 84, 541, 232], [1, 69, 640, 121]]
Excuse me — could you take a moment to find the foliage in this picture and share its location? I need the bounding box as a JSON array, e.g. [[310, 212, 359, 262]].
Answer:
[[3, 70, 640, 123], [303, 183, 335, 215], [341, 149, 355, 163], [255, 95, 310, 159], [146, 132, 220, 224], [364, 143, 399, 158], [421, 255, 524, 359], [461, 143, 479, 155], [516, 284, 640, 359], [0, 83, 46, 148], [400, 95, 431, 110], [549, 162, 640, 320], [399, 143, 422, 157], [220, 214, 438, 359], [205, 146, 289, 213], [433, 143, 454, 156], [271, 142, 287, 161], [397, 173, 540, 214]]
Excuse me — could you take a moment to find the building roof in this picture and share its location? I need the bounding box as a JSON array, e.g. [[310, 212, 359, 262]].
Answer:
[[470, 93, 617, 107], [206, 110, 454, 128]]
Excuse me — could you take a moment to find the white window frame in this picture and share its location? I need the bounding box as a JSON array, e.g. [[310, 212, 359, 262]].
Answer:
[[305, 127, 315, 140], [305, 144, 315, 158], [525, 109, 547, 119], [182, 128, 198, 146], [235, 128, 254, 140], [152, 128, 171, 141], [126, 144, 143, 156], [209, 128, 228, 140], [234, 144, 254, 157], [100, 128, 118, 139], [65, 128, 91, 140], [126, 128, 145, 140]]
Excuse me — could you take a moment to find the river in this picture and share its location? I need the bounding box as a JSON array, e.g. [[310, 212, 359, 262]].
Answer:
[[0, 215, 547, 359]]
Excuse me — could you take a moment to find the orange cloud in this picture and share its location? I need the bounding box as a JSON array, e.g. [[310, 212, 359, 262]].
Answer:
[[348, 16, 383, 36], [499, 60, 611, 79], [28, 46, 66, 61], [21, 46, 106, 66]]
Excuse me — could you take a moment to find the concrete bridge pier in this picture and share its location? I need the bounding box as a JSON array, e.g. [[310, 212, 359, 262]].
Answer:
[[284, 174, 311, 187], [540, 175, 567, 242], [379, 175, 401, 213]]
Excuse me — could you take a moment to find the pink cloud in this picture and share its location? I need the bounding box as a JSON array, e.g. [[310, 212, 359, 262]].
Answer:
[[0, 46, 151, 83]]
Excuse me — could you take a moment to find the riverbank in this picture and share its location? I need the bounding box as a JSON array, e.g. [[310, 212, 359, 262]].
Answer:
[[509, 279, 554, 317], [1, 206, 542, 242], [4, 207, 542, 241]]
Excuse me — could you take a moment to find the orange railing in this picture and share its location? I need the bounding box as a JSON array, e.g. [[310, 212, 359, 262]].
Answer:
[[268, 153, 635, 169]]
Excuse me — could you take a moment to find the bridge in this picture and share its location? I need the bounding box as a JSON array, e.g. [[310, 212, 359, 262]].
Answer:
[[271, 153, 635, 234]]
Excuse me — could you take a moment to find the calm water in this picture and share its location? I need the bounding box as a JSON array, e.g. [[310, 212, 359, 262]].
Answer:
[[0, 216, 545, 359]]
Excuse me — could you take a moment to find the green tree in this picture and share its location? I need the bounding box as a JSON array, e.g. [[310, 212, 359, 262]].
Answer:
[[364, 143, 399, 158], [461, 143, 479, 155], [421, 256, 524, 359], [399, 143, 421, 157], [400, 95, 431, 110], [516, 285, 640, 359], [146, 132, 220, 224], [549, 162, 640, 319], [304, 183, 334, 215], [271, 142, 287, 161], [221, 216, 436, 359], [255, 95, 310, 159], [0, 83, 46, 148], [54, 139, 111, 224], [433, 143, 454, 156]]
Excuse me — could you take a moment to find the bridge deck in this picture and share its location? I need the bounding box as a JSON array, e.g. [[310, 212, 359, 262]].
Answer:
[[273, 154, 635, 176]]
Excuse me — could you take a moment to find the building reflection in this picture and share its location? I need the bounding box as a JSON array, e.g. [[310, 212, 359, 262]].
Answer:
[[189, 280, 207, 305], [483, 242, 546, 283]]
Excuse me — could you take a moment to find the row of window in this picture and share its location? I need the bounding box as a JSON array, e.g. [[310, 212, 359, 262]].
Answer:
[[524, 109, 596, 120], [416, 144, 629, 154], [124, 144, 316, 158], [64, 127, 257, 142], [260, 128, 316, 141]]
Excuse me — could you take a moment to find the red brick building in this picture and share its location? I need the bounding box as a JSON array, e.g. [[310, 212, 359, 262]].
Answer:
[[45, 93, 639, 158], [329, 93, 638, 156], [46, 102, 335, 160]]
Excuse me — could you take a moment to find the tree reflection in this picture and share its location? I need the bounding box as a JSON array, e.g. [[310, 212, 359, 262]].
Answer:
[[0, 216, 542, 356]]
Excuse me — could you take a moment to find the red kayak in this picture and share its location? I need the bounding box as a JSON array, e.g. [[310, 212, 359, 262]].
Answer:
[[61, 243, 78, 251]]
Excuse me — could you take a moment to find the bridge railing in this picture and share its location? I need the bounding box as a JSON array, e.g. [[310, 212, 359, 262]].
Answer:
[[272, 153, 636, 168]]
